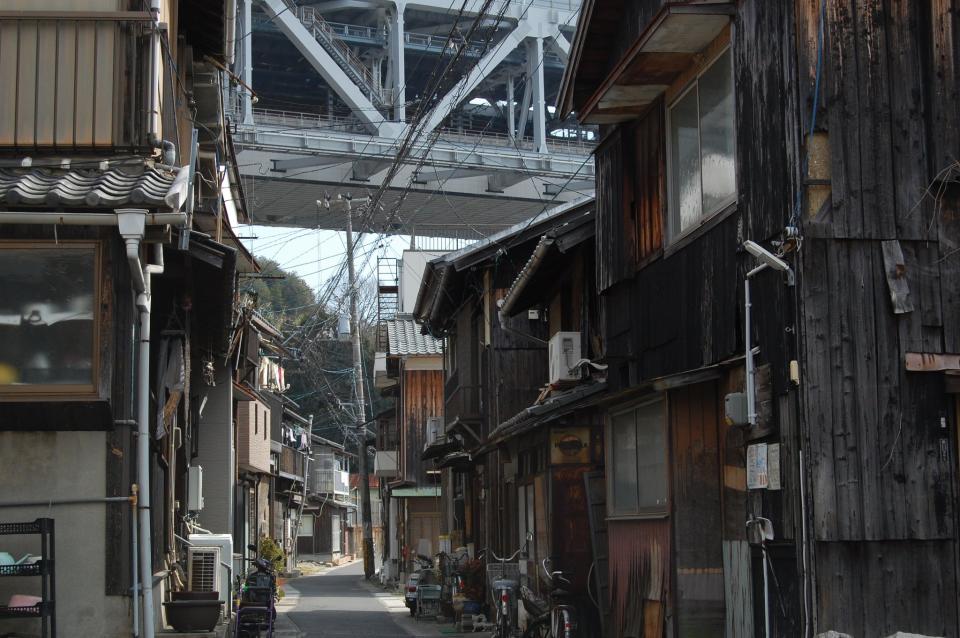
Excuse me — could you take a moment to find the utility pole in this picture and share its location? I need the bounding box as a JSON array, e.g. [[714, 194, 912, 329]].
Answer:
[[344, 194, 375, 579]]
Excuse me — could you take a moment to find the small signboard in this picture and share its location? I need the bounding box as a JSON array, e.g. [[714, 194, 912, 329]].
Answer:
[[550, 427, 591, 465], [768, 443, 781, 491], [746, 443, 769, 489]]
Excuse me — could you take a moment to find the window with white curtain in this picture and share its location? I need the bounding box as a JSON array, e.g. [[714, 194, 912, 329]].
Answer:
[[668, 48, 736, 239]]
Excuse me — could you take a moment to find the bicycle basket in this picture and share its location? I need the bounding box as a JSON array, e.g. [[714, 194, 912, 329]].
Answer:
[[485, 563, 520, 591]]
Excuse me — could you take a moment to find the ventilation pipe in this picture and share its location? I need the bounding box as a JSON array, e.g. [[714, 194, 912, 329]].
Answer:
[[147, 1, 162, 146]]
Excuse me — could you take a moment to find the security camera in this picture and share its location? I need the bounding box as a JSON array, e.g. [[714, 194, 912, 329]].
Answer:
[[743, 240, 791, 272]]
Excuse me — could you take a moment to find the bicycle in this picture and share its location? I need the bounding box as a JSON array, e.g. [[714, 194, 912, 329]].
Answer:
[[485, 533, 532, 638], [520, 558, 578, 638]]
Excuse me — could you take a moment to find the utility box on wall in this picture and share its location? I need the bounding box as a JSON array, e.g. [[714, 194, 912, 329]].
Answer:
[[188, 465, 204, 511]]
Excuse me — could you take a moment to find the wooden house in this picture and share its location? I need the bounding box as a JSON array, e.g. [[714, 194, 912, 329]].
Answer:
[[0, 2, 254, 635], [473, 202, 608, 633], [300, 435, 355, 563], [414, 198, 593, 575], [559, 1, 960, 636], [378, 315, 445, 576]]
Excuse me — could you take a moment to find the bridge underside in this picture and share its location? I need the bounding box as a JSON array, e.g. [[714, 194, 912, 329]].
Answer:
[[240, 173, 557, 239], [234, 0, 594, 239], [238, 144, 590, 238]]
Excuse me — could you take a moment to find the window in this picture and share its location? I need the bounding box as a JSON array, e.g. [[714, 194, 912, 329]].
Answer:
[[667, 48, 736, 239], [298, 514, 314, 537], [0, 241, 100, 396], [608, 398, 668, 517]]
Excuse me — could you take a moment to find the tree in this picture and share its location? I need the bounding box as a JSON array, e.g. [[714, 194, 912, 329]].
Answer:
[[240, 258, 316, 331]]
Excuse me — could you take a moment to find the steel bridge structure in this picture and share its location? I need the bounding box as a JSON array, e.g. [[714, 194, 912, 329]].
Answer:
[[233, 0, 595, 239]]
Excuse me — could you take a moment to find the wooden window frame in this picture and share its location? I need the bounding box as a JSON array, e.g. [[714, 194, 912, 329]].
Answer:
[[0, 239, 103, 401], [664, 41, 737, 246], [605, 396, 669, 520]]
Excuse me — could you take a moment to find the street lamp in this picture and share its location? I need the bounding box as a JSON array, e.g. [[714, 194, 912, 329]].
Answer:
[[742, 240, 794, 427]]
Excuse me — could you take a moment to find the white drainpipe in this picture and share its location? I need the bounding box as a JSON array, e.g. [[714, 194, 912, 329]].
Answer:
[[118, 210, 171, 638], [0, 208, 185, 638]]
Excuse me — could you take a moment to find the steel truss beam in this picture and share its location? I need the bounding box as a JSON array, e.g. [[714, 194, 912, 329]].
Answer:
[[258, 0, 402, 136]]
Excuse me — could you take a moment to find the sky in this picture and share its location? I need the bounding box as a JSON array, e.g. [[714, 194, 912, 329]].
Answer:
[[237, 224, 408, 297]]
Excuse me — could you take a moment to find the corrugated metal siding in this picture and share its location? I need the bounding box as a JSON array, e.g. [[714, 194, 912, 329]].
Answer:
[[607, 519, 670, 638], [0, 19, 137, 149]]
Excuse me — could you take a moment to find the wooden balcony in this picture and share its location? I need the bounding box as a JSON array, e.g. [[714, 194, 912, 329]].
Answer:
[[278, 444, 305, 478], [0, 10, 153, 150], [444, 371, 482, 425]]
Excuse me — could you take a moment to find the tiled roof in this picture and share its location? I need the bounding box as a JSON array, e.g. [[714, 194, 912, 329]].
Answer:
[[0, 164, 186, 209], [386, 318, 443, 356]]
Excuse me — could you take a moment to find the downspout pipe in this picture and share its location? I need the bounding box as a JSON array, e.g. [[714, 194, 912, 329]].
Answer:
[[148, 0, 161, 147], [118, 210, 163, 638], [225, 0, 238, 65]]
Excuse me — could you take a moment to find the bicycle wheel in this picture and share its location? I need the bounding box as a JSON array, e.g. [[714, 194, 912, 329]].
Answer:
[[498, 611, 513, 638], [522, 617, 550, 638]]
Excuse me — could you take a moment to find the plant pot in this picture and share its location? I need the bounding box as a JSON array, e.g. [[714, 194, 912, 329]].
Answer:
[[172, 591, 219, 601], [163, 598, 222, 632]]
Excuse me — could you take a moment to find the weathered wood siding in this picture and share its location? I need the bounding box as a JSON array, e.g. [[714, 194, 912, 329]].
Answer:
[[791, 1, 960, 634], [669, 383, 725, 636], [401, 368, 444, 485], [815, 540, 959, 636]]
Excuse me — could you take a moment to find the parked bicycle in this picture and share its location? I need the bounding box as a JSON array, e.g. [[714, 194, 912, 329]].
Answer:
[[234, 544, 278, 638], [520, 558, 579, 638], [485, 533, 532, 638]]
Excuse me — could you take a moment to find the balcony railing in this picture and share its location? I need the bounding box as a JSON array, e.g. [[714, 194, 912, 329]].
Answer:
[[313, 469, 350, 496], [279, 445, 306, 478]]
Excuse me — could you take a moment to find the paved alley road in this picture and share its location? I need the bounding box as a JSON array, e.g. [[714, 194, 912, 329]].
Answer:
[[285, 562, 412, 638]]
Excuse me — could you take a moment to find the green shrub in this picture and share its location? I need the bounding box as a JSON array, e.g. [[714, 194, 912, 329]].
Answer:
[[259, 536, 286, 573]]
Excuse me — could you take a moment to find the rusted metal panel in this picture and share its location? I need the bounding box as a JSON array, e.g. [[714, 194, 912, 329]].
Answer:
[[549, 465, 593, 592], [607, 519, 670, 638], [904, 352, 960, 372]]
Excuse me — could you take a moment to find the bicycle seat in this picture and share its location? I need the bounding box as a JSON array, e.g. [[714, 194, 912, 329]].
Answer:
[[550, 588, 571, 598]]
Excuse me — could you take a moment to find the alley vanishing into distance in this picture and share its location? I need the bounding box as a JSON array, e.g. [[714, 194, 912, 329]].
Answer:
[[285, 563, 412, 638], [3, 0, 960, 637]]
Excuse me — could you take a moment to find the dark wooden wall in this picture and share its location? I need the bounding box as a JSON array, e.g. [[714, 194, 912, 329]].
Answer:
[[401, 367, 444, 485], [791, 0, 960, 634]]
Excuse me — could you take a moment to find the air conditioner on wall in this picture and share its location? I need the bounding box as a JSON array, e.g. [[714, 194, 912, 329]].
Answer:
[[549, 332, 581, 384], [188, 533, 233, 610], [426, 417, 443, 446]]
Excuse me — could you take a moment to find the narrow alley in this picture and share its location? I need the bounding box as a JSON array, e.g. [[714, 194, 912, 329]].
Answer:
[[284, 563, 410, 638]]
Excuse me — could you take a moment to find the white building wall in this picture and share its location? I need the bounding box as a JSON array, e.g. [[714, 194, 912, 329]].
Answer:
[[399, 250, 444, 314], [0, 431, 131, 638]]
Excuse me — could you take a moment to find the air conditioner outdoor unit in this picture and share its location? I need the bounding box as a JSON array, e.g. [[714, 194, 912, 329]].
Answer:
[[188, 546, 220, 593], [426, 417, 443, 446], [188, 533, 233, 610], [549, 331, 582, 384]]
